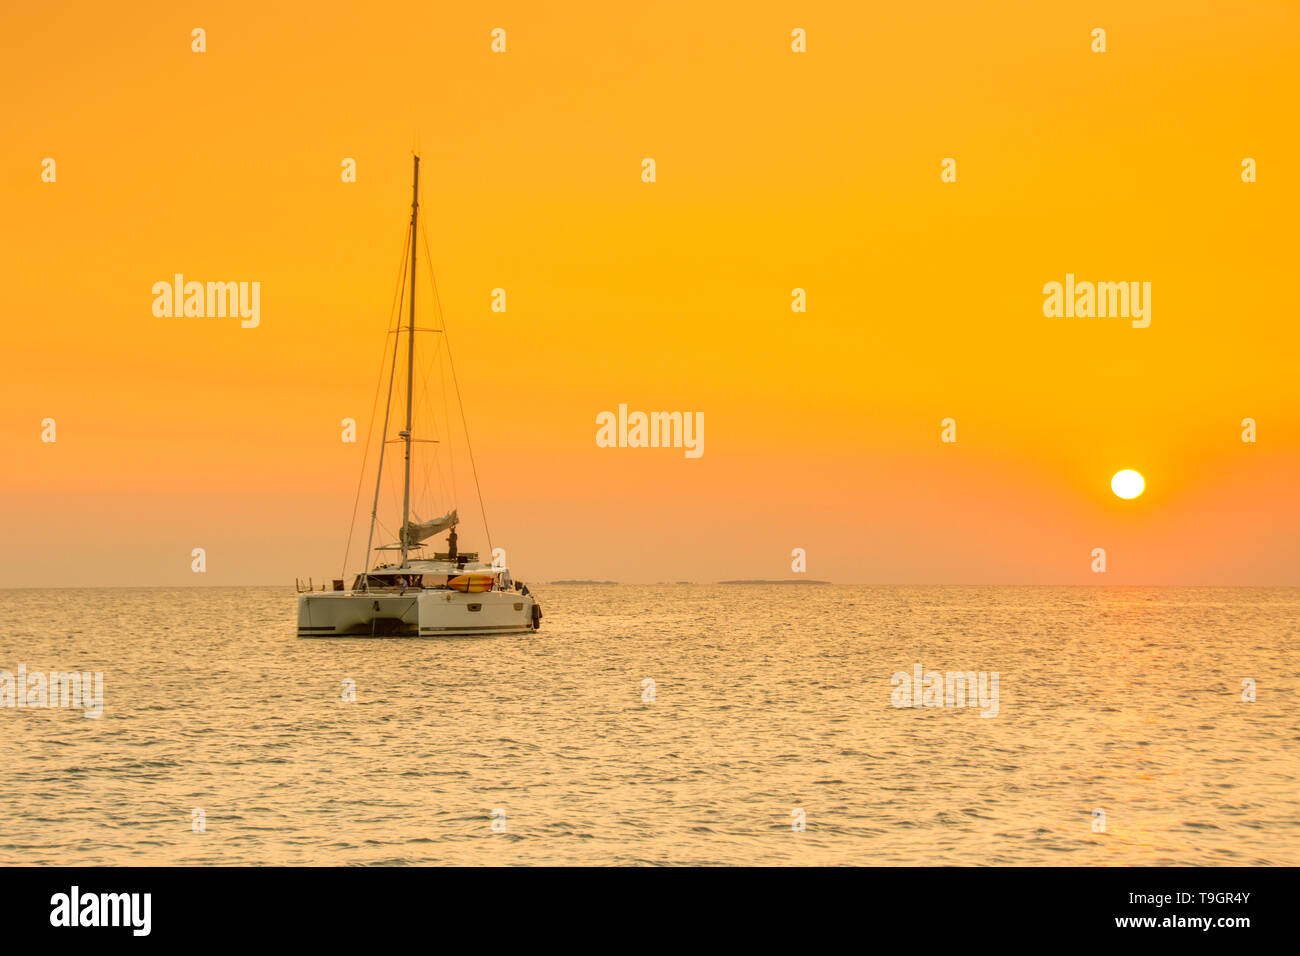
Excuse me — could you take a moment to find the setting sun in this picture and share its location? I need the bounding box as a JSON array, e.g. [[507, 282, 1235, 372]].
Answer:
[[1111, 470, 1146, 500]]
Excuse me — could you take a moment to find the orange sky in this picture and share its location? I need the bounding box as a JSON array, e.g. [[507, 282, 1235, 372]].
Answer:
[[2, 1, 1297, 586]]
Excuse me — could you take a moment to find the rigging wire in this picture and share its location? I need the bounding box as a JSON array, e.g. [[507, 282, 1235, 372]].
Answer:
[[341, 221, 414, 580], [360, 221, 414, 576], [414, 339, 439, 525], [419, 215, 494, 556], [408, 333, 454, 533], [437, 335, 460, 516], [418, 331, 457, 514]]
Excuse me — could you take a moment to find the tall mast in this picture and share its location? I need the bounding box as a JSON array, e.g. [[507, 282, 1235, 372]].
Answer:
[[400, 154, 419, 567]]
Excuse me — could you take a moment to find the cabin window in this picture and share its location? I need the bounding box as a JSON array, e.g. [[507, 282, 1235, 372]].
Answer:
[[513, 602, 524, 611], [467, 603, 482, 612]]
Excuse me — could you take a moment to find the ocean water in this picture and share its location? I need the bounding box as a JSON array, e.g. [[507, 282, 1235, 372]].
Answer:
[[1, 585, 1296, 866]]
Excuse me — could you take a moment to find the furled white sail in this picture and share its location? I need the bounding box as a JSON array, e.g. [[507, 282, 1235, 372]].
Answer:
[[398, 509, 458, 548]]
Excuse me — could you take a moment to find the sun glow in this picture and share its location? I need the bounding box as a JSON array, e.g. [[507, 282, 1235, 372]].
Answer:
[[1111, 470, 1145, 499]]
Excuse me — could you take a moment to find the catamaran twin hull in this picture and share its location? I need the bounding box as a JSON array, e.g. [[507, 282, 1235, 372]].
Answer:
[[297, 588, 539, 638], [297, 155, 542, 640]]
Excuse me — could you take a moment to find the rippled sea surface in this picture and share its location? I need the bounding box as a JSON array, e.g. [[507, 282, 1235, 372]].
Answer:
[[1, 585, 1297, 866]]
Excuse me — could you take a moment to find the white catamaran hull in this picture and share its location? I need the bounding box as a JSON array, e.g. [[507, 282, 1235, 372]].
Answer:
[[297, 155, 544, 642], [298, 588, 538, 638]]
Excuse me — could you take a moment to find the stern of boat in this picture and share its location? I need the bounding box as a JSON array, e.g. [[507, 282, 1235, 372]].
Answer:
[[416, 588, 540, 637], [298, 591, 421, 637]]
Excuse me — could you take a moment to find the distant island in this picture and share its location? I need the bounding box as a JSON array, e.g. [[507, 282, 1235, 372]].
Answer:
[[542, 579, 832, 585], [717, 579, 831, 585]]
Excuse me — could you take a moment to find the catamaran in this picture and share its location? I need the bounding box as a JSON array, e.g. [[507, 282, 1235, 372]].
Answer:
[[297, 155, 541, 638]]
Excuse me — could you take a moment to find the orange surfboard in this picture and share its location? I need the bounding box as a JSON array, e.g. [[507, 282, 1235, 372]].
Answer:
[[446, 574, 494, 593]]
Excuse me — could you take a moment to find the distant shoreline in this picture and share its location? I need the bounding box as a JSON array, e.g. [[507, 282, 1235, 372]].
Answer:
[[541, 579, 834, 586], [3, 582, 1297, 590], [717, 579, 831, 585]]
